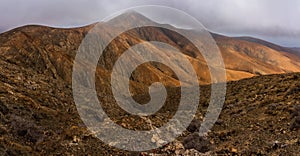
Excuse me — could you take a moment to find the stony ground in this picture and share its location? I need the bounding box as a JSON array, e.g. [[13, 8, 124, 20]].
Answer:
[[0, 53, 299, 155]]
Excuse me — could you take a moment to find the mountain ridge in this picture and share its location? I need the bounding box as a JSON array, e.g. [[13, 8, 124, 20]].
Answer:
[[1, 21, 299, 86]]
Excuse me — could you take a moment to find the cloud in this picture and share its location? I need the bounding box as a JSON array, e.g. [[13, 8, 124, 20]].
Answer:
[[0, 0, 299, 46]]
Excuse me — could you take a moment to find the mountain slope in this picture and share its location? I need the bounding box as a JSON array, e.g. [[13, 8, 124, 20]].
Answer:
[[0, 11, 300, 155], [0, 54, 299, 154], [1, 13, 300, 88]]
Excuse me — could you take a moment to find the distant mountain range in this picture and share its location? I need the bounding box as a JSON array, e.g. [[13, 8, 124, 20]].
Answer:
[[234, 36, 300, 55]]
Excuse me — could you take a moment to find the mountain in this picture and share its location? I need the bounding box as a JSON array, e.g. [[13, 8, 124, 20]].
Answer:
[[1, 12, 300, 90], [0, 12, 299, 155], [290, 47, 300, 55], [235, 36, 297, 53], [236, 36, 300, 56], [213, 34, 300, 77]]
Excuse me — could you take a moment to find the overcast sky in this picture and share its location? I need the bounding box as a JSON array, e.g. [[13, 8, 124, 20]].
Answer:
[[0, 0, 299, 47]]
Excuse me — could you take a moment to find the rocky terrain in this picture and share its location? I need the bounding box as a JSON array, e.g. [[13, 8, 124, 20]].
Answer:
[[0, 12, 299, 155], [0, 57, 299, 155]]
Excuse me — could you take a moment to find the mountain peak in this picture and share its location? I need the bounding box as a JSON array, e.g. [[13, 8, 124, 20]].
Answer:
[[118, 11, 148, 19], [105, 11, 154, 27]]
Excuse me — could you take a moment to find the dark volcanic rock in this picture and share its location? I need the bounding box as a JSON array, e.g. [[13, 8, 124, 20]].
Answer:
[[186, 119, 201, 133], [182, 132, 211, 153], [0, 101, 8, 115]]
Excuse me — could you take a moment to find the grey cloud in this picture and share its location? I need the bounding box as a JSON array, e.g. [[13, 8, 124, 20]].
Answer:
[[0, 0, 299, 46]]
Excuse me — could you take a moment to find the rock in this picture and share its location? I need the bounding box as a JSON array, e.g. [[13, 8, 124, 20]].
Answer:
[[290, 116, 300, 130], [0, 101, 9, 115], [271, 140, 282, 149], [182, 132, 211, 153], [183, 148, 211, 156], [216, 119, 224, 125], [151, 134, 166, 147], [290, 105, 300, 118], [231, 148, 238, 153], [187, 119, 201, 133], [0, 125, 7, 135], [72, 136, 80, 143]]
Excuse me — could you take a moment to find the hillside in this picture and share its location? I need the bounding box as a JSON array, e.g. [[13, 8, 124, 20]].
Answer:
[[0, 13, 300, 89], [0, 12, 299, 155], [0, 56, 299, 154]]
